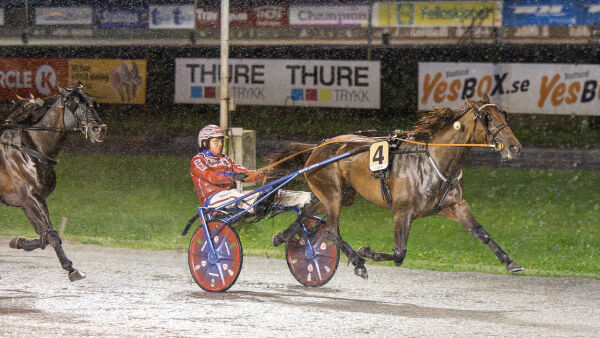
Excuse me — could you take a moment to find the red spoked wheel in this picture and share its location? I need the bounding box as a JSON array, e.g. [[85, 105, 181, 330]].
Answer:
[[285, 218, 339, 287], [188, 221, 243, 292]]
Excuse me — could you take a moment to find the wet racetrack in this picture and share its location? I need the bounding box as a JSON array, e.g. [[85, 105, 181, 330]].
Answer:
[[1, 236, 599, 336]]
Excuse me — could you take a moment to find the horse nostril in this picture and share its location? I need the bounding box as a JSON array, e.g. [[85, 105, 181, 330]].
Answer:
[[510, 144, 521, 155]]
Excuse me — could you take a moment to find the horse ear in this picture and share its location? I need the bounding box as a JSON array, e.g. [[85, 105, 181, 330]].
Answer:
[[57, 82, 68, 94], [77, 80, 84, 88], [482, 94, 491, 103], [465, 97, 477, 108]]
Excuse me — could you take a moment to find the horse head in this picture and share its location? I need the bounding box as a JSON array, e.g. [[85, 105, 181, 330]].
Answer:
[[57, 83, 107, 143], [465, 95, 522, 160]]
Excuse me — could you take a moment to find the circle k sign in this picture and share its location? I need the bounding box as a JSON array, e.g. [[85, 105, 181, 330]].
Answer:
[[0, 58, 69, 99]]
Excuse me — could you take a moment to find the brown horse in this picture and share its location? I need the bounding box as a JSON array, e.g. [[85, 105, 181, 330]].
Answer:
[[270, 96, 523, 279], [0, 84, 107, 281]]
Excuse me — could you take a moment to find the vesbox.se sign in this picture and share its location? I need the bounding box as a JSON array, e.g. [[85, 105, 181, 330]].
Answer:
[[419, 62, 600, 115]]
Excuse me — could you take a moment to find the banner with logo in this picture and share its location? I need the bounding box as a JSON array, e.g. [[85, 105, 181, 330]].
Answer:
[[374, 1, 502, 27], [0, 58, 68, 99], [96, 6, 148, 29], [289, 4, 369, 27], [502, 0, 576, 26], [196, 5, 288, 28], [577, 1, 600, 25], [149, 5, 195, 29], [35, 7, 93, 25], [419, 62, 600, 115], [175, 58, 380, 109], [68, 59, 147, 104]]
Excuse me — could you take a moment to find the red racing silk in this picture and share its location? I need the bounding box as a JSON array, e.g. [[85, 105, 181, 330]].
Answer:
[[190, 149, 263, 205]]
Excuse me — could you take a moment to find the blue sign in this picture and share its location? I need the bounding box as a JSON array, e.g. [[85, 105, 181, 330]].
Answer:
[[503, 0, 577, 26], [96, 6, 148, 29], [576, 1, 600, 25]]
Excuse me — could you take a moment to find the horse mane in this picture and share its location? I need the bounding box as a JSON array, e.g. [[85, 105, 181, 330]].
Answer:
[[406, 104, 471, 141], [2, 96, 57, 126]]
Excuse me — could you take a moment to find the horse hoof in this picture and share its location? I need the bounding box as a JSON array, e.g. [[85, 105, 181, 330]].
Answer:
[[68, 270, 86, 282], [9, 236, 24, 249], [507, 262, 523, 273], [354, 267, 368, 280], [272, 233, 284, 247]]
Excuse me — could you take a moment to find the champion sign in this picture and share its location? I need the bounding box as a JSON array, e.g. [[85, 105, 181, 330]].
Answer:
[[289, 5, 369, 27], [175, 58, 380, 109]]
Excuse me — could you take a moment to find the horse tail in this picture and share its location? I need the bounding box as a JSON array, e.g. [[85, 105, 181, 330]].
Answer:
[[265, 142, 316, 181]]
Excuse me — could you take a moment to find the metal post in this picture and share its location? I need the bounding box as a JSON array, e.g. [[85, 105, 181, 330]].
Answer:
[[367, 0, 373, 60], [219, 0, 230, 132]]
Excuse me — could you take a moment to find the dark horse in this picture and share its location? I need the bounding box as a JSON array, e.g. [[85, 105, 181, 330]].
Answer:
[[270, 96, 523, 279], [0, 84, 107, 281]]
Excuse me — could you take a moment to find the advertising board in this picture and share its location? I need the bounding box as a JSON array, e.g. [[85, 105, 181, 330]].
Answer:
[[175, 58, 380, 109], [149, 5, 195, 29], [419, 62, 600, 115], [69, 59, 147, 104], [35, 7, 93, 25], [196, 5, 288, 28], [96, 6, 148, 29], [0, 58, 68, 99], [373, 1, 502, 27], [502, 0, 576, 26], [289, 4, 369, 27]]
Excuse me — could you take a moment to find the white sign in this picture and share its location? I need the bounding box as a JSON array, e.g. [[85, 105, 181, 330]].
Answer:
[[289, 5, 369, 27], [419, 62, 600, 116], [35, 7, 92, 25], [149, 5, 195, 29], [0, 8, 4, 26], [175, 58, 380, 109]]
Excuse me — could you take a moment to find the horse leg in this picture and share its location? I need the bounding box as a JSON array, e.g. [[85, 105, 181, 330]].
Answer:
[[272, 200, 324, 247], [320, 201, 367, 279], [439, 200, 523, 273], [18, 192, 86, 281], [357, 212, 413, 266]]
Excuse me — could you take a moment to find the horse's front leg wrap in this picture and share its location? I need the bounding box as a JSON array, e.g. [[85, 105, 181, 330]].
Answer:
[[471, 224, 490, 244], [393, 248, 407, 266]]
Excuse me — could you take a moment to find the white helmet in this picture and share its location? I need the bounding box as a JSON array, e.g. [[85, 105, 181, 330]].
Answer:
[[198, 124, 227, 146]]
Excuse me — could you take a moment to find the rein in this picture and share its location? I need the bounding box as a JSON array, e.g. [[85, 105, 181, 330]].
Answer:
[[258, 103, 508, 212], [0, 103, 84, 164], [249, 139, 351, 180]]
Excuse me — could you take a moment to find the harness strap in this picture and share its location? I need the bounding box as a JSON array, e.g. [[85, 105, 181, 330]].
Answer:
[[425, 149, 462, 213], [380, 177, 393, 209], [0, 140, 58, 165]]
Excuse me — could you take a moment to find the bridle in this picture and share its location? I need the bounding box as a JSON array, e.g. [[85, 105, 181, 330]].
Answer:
[[0, 89, 100, 163], [471, 103, 508, 151]]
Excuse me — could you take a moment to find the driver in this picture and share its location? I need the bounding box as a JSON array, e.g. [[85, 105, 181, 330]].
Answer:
[[190, 124, 264, 210]]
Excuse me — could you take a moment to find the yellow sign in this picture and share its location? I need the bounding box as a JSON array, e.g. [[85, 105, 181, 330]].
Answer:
[[68, 59, 147, 104], [375, 1, 502, 27]]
